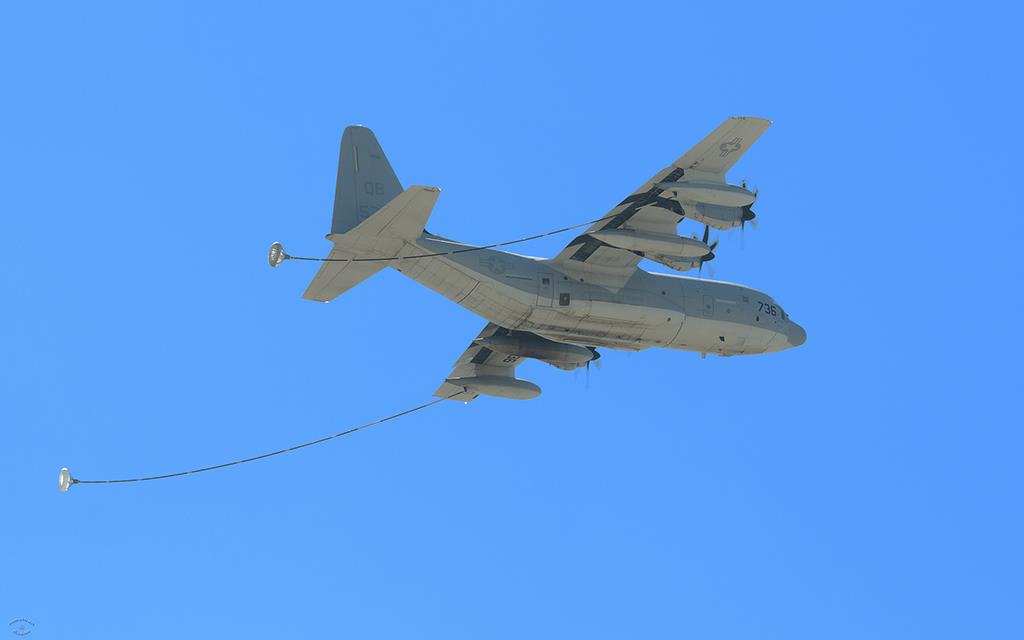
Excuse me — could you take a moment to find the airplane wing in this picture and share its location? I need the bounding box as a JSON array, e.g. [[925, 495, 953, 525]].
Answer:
[[433, 323, 525, 402], [552, 116, 771, 272], [673, 116, 772, 178]]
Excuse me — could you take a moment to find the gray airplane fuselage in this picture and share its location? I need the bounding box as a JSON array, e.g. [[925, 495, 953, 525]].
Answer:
[[396, 234, 806, 356]]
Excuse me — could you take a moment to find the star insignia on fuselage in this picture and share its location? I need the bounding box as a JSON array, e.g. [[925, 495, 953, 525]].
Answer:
[[481, 256, 507, 275]]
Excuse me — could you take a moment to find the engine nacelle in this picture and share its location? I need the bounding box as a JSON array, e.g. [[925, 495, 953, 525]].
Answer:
[[648, 255, 702, 272], [684, 202, 755, 231], [588, 229, 709, 258], [657, 181, 756, 208], [446, 375, 541, 400], [476, 333, 596, 365]]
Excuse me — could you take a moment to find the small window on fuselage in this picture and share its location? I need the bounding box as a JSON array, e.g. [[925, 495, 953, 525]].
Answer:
[[559, 293, 571, 306]]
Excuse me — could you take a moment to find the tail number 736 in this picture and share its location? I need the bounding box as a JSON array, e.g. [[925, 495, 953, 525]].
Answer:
[[757, 301, 778, 317]]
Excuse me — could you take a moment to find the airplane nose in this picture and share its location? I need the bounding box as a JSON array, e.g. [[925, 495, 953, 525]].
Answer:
[[787, 322, 807, 347]]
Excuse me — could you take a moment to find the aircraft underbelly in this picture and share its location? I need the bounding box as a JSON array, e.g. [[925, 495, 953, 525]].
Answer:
[[395, 248, 475, 299], [397, 254, 534, 328], [398, 246, 687, 351], [521, 298, 682, 349], [672, 317, 775, 355]]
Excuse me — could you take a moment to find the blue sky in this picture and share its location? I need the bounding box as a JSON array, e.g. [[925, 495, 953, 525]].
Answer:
[[3, 1, 1022, 638]]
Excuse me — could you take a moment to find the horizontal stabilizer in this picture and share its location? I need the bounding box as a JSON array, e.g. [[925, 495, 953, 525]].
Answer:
[[344, 185, 440, 243], [302, 186, 439, 302], [302, 248, 386, 302]]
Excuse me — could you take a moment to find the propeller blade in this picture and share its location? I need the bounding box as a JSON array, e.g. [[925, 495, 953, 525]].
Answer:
[[583, 347, 602, 383], [742, 206, 756, 247], [697, 230, 717, 273]]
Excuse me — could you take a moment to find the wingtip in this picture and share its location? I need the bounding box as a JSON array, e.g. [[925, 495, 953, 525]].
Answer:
[[342, 124, 378, 139], [730, 115, 773, 126], [406, 184, 442, 195]]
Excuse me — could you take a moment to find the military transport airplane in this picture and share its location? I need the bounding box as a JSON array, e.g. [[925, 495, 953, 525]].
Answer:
[[272, 117, 805, 401]]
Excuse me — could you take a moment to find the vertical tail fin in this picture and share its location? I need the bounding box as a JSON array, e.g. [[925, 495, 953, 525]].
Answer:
[[303, 127, 439, 303], [331, 126, 403, 235]]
